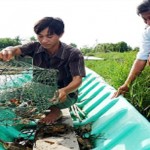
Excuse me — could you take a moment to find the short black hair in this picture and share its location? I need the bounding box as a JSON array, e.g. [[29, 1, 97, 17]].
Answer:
[[137, 0, 150, 15], [34, 17, 64, 35]]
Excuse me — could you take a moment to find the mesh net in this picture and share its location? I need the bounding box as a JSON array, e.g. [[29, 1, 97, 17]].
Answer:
[[0, 59, 58, 126]]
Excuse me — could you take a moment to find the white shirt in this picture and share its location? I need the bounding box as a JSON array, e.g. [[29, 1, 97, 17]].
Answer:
[[136, 26, 150, 60]]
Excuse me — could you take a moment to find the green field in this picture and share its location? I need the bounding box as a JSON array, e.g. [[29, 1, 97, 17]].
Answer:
[[85, 51, 150, 121]]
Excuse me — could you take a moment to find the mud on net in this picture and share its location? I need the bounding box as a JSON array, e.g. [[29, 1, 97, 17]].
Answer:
[[0, 60, 58, 126]]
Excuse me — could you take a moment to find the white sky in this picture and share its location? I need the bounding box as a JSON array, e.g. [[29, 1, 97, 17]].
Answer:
[[0, 0, 145, 48]]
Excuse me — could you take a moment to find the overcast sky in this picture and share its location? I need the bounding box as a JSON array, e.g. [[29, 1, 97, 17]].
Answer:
[[0, 0, 145, 48]]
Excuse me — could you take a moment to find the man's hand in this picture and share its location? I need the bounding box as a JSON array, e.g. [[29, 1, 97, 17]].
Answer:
[[111, 84, 129, 98], [49, 89, 67, 104], [0, 49, 14, 61], [58, 88, 67, 102], [0, 46, 21, 61]]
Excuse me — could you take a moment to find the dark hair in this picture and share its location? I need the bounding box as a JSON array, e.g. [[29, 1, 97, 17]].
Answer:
[[34, 17, 64, 35], [137, 0, 150, 15]]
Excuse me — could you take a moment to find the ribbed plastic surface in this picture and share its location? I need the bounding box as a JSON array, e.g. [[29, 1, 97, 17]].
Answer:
[[71, 67, 150, 150]]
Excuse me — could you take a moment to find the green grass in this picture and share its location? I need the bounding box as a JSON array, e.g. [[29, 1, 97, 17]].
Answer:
[[85, 51, 150, 121]]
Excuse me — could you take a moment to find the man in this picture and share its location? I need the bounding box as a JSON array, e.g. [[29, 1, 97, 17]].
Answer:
[[0, 17, 86, 124], [112, 0, 150, 98]]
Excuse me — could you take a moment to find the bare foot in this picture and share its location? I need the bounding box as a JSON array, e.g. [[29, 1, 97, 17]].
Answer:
[[39, 106, 62, 125]]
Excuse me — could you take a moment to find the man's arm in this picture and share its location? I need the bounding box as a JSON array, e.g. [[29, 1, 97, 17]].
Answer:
[[112, 59, 147, 98], [147, 54, 150, 66], [58, 76, 82, 102], [124, 59, 147, 86], [0, 46, 22, 61]]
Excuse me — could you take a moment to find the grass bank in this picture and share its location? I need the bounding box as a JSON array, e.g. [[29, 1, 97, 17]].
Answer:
[[85, 51, 150, 121]]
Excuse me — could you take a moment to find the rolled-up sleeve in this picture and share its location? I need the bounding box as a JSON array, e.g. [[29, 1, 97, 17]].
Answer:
[[136, 27, 150, 60], [69, 50, 86, 77], [19, 42, 39, 57]]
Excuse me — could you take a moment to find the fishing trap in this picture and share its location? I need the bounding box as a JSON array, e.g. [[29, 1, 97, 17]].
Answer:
[[0, 59, 58, 126]]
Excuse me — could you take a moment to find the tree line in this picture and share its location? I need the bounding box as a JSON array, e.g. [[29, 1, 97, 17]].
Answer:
[[0, 36, 37, 50], [78, 41, 139, 55], [0, 37, 139, 53]]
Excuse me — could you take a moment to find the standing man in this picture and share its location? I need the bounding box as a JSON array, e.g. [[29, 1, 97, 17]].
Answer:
[[112, 0, 150, 98], [0, 17, 86, 124]]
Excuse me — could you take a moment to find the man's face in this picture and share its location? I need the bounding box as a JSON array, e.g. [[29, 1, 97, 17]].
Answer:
[[37, 27, 61, 50], [141, 11, 150, 26]]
